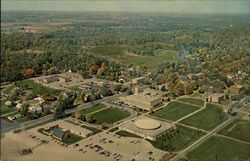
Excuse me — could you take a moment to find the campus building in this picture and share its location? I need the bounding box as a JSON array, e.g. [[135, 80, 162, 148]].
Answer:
[[208, 93, 225, 103], [119, 116, 175, 141], [43, 120, 93, 138], [120, 88, 163, 111], [230, 85, 244, 95]]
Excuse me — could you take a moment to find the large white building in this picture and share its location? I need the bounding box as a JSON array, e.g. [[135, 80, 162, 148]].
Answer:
[[119, 116, 175, 141], [120, 88, 163, 111]]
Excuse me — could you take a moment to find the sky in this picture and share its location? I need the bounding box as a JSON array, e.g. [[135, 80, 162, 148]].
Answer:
[[1, 0, 250, 14]]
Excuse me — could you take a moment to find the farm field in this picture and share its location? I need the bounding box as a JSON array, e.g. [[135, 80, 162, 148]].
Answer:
[[177, 97, 204, 106], [89, 45, 178, 68], [149, 126, 205, 152], [186, 136, 250, 161], [218, 119, 250, 143], [180, 103, 228, 131], [91, 107, 130, 124], [151, 101, 200, 121]]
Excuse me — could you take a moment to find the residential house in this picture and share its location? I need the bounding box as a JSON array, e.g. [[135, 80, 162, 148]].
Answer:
[[28, 105, 43, 114]]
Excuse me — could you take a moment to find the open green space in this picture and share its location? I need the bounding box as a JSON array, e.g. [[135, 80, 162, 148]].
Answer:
[[1, 85, 15, 95], [89, 45, 178, 68], [187, 136, 250, 161], [68, 85, 82, 92], [115, 130, 142, 138], [151, 101, 200, 121], [16, 116, 30, 123], [71, 104, 107, 118], [62, 133, 83, 145], [91, 107, 130, 124], [26, 119, 54, 130], [177, 98, 204, 106], [16, 79, 61, 95], [37, 128, 49, 136], [109, 127, 119, 132], [218, 119, 250, 143], [81, 124, 102, 134], [190, 92, 202, 98], [149, 126, 205, 152], [180, 103, 228, 131], [0, 99, 16, 115]]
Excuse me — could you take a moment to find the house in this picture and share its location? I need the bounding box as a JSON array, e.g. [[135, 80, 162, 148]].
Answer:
[[230, 85, 244, 95], [52, 128, 70, 140], [202, 82, 225, 93], [208, 93, 225, 103], [34, 97, 45, 104], [5, 101, 12, 106], [42, 76, 59, 84], [16, 103, 23, 111], [28, 106, 43, 114], [8, 114, 22, 121], [131, 77, 144, 85]]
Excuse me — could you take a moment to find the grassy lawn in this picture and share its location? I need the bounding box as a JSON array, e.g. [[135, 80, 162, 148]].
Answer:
[[1, 85, 15, 94], [180, 103, 228, 131], [26, 119, 54, 130], [0, 99, 15, 115], [109, 127, 119, 132], [148, 126, 205, 152], [190, 92, 202, 98], [218, 119, 250, 143], [89, 45, 178, 68], [16, 116, 30, 123], [65, 120, 81, 126], [91, 107, 130, 124], [115, 130, 142, 138], [187, 136, 250, 161], [37, 128, 49, 136], [178, 98, 204, 106], [16, 79, 61, 95], [151, 101, 200, 121], [81, 125, 102, 134], [62, 133, 83, 145], [68, 85, 82, 92], [71, 104, 107, 118], [221, 99, 231, 106]]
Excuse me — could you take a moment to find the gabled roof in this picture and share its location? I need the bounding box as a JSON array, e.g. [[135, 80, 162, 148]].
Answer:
[[53, 128, 65, 139]]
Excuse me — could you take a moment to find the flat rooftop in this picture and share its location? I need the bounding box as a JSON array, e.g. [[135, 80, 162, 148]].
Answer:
[[119, 116, 175, 139]]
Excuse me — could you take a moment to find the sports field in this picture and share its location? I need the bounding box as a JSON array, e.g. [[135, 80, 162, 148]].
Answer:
[[91, 107, 130, 124], [180, 103, 228, 131], [149, 126, 205, 152], [177, 98, 204, 106], [218, 119, 250, 143], [187, 136, 250, 161], [151, 101, 200, 121]]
